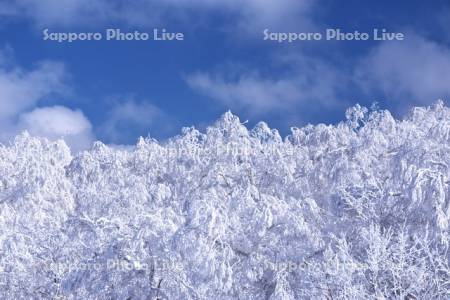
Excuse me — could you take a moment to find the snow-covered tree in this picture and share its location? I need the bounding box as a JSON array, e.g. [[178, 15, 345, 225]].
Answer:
[[0, 102, 449, 299]]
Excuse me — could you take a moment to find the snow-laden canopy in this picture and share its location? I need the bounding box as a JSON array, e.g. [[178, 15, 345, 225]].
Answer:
[[0, 102, 449, 299]]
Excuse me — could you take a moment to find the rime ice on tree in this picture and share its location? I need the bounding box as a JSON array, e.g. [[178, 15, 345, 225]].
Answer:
[[0, 102, 449, 299]]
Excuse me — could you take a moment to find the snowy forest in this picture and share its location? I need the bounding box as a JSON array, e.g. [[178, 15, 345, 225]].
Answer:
[[0, 102, 449, 299]]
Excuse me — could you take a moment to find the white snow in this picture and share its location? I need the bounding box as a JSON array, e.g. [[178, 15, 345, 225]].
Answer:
[[0, 102, 449, 299]]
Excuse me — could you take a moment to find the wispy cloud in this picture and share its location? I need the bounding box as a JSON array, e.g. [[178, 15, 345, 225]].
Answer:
[[1, 0, 315, 33], [186, 55, 346, 120], [0, 47, 94, 150], [0, 47, 174, 148], [98, 97, 172, 144], [355, 33, 450, 109], [0, 59, 67, 120], [187, 32, 450, 122]]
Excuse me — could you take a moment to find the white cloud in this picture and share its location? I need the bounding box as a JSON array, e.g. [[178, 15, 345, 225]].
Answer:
[[1, 0, 315, 33], [167, 0, 316, 32], [225, 0, 315, 32], [356, 34, 450, 108], [0, 48, 95, 150], [186, 72, 297, 114], [187, 33, 450, 121], [186, 56, 345, 119], [99, 98, 171, 144], [17, 106, 95, 151], [0, 60, 67, 120], [0, 47, 171, 149]]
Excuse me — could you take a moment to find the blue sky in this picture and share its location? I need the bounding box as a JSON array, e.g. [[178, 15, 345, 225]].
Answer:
[[0, 0, 449, 149]]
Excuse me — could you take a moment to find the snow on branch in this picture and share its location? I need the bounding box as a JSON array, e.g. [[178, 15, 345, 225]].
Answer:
[[0, 103, 449, 299]]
